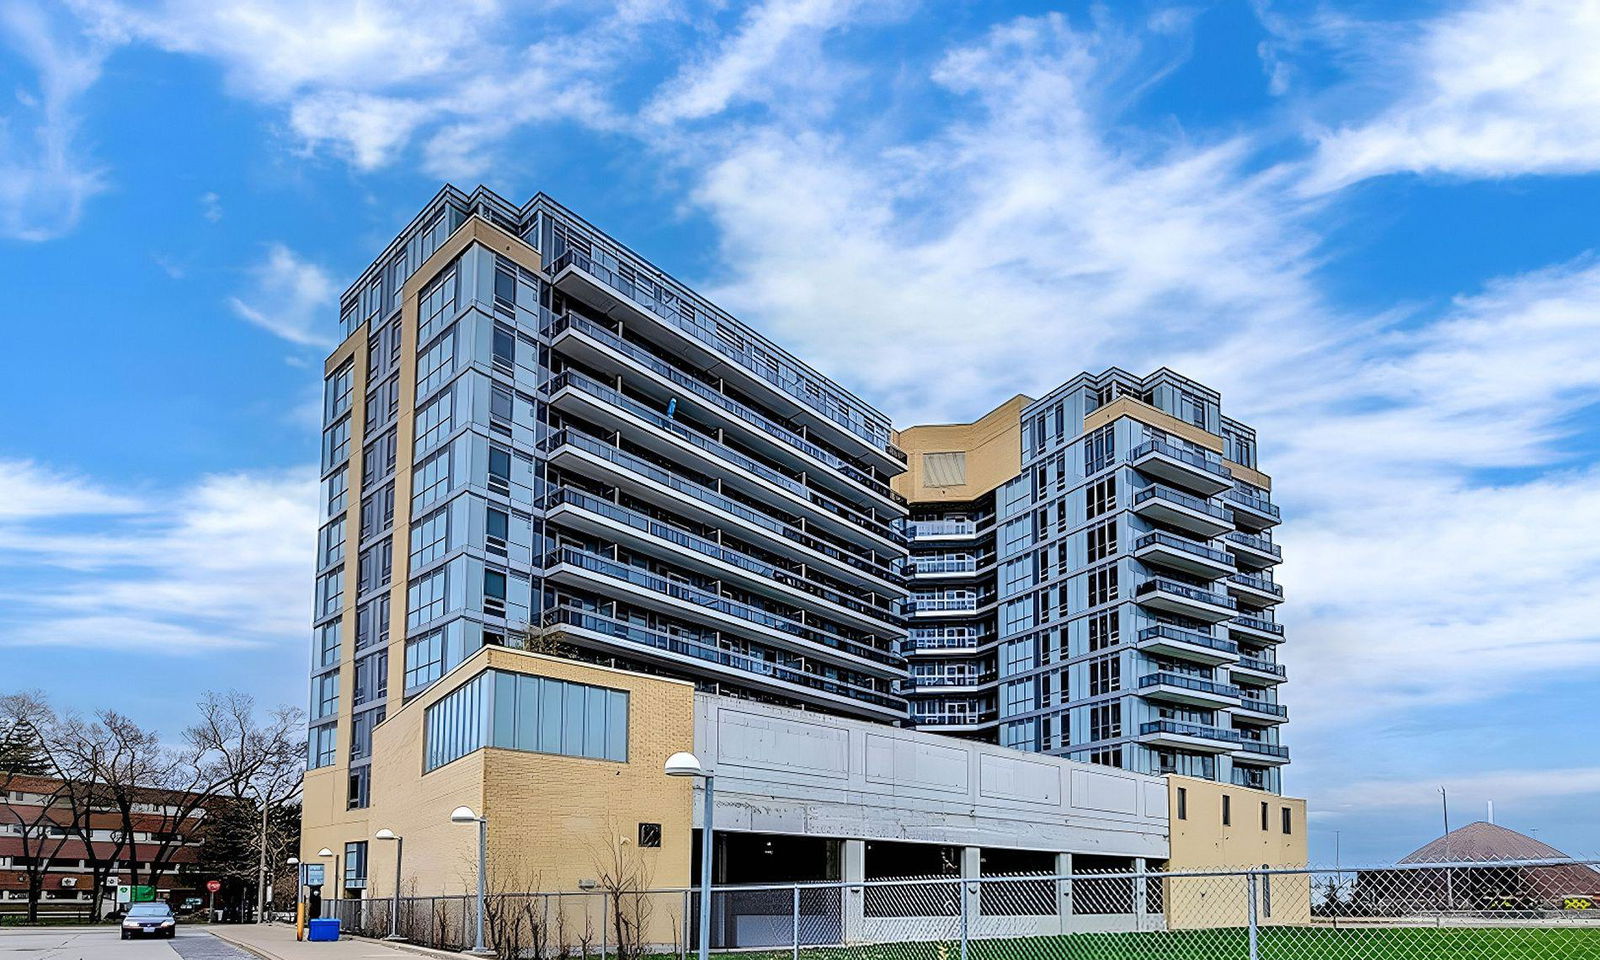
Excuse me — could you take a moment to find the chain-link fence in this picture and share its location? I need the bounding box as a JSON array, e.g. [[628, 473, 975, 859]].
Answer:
[[321, 857, 1600, 959]]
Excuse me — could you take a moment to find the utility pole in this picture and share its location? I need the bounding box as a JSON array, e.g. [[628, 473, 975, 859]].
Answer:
[[1440, 786, 1454, 912], [256, 793, 270, 923]]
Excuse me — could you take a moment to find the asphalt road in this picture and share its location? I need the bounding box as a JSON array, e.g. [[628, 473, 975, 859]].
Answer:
[[0, 925, 253, 960]]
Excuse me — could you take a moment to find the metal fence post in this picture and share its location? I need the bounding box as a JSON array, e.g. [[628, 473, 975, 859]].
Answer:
[[791, 884, 801, 960], [1246, 871, 1259, 960], [682, 889, 691, 960], [601, 892, 609, 960], [958, 878, 970, 960]]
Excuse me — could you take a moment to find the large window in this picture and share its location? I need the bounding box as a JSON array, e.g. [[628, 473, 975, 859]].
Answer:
[[424, 669, 630, 772], [308, 724, 337, 769]]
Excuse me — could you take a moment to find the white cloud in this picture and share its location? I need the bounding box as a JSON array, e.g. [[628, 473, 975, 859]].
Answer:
[[0, 1, 109, 240], [0, 463, 317, 654], [0, 460, 143, 520], [1301, 0, 1600, 192], [199, 190, 222, 222], [1320, 767, 1600, 814], [228, 243, 338, 347]]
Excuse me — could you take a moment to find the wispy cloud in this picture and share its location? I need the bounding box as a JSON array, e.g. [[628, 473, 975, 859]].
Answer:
[[228, 243, 338, 348], [0, 1, 109, 240], [1320, 767, 1600, 814], [1299, 0, 1600, 192], [0, 462, 317, 654]]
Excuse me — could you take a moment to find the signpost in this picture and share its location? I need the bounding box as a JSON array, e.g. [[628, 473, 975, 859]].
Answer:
[[207, 879, 221, 920]]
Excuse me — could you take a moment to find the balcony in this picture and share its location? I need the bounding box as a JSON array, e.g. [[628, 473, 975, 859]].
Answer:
[[1233, 739, 1291, 765], [902, 631, 988, 655], [544, 605, 906, 720], [1135, 577, 1238, 623], [541, 487, 902, 636], [1233, 698, 1289, 725], [1131, 486, 1232, 539], [905, 520, 979, 540], [1138, 672, 1242, 708], [541, 547, 904, 677], [546, 315, 902, 511], [1136, 624, 1240, 666], [900, 672, 998, 693], [1227, 572, 1284, 608], [543, 371, 903, 551], [1134, 532, 1236, 579], [1224, 488, 1281, 532], [905, 594, 990, 617], [1128, 441, 1234, 496], [1223, 531, 1282, 570], [1228, 615, 1286, 644], [540, 429, 900, 589], [1230, 656, 1287, 685], [908, 557, 981, 578], [912, 710, 1000, 730], [547, 250, 901, 470], [1138, 720, 1241, 753]]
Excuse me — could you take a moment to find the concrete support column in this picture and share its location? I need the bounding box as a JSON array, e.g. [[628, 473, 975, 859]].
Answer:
[[961, 847, 981, 927], [1055, 853, 1073, 933], [842, 840, 866, 944]]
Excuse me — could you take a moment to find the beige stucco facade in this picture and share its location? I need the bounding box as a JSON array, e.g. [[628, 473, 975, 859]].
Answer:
[[891, 394, 1031, 503], [1163, 775, 1308, 929], [348, 646, 696, 903]]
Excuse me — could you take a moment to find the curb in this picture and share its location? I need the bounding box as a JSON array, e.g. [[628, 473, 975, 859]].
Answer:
[[205, 928, 287, 960], [205, 926, 467, 960]]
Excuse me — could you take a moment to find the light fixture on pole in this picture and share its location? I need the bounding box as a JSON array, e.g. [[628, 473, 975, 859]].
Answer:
[[451, 807, 493, 955], [665, 752, 714, 960], [375, 829, 406, 942]]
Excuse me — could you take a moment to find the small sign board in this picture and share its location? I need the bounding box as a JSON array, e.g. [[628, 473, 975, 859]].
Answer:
[[206, 880, 222, 893], [116, 885, 132, 905], [304, 863, 325, 887]]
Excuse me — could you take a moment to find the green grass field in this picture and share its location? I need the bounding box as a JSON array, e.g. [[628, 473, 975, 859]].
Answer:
[[728, 925, 1600, 960]]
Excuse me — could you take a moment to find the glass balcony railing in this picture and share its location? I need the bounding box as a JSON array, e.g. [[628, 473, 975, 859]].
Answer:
[[548, 250, 899, 459], [906, 520, 979, 538], [1135, 532, 1233, 566], [1236, 698, 1288, 718], [1235, 656, 1286, 677], [1136, 578, 1238, 610], [1225, 488, 1281, 519], [1133, 486, 1229, 520], [1224, 531, 1282, 558], [1138, 673, 1242, 699], [901, 672, 997, 691], [908, 557, 980, 575], [1137, 624, 1239, 656], [1229, 572, 1284, 598], [544, 371, 903, 545], [540, 429, 900, 583], [1128, 440, 1232, 479], [544, 547, 902, 669], [906, 595, 987, 613], [1139, 720, 1241, 743], [902, 632, 988, 652], [541, 487, 899, 625], [1231, 615, 1285, 636], [545, 315, 898, 501], [543, 606, 904, 709], [1235, 739, 1290, 758]]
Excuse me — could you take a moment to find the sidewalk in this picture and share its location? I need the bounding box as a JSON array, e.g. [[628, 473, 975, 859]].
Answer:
[[207, 922, 462, 960]]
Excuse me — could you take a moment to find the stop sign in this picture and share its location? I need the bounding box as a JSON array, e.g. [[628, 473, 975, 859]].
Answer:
[[207, 880, 222, 893]]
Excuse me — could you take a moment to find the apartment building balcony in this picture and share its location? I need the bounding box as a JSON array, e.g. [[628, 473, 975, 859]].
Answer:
[[545, 314, 902, 513], [1135, 577, 1238, 623], [1228, 614, 1286, 644], [541, 547, 905, 680], [1134, 531, 1236, 579], [1136, 624, 1240, 666], [1226, 572, 1284, 608], [1127, 440, 1234, 497], [1138, 672, 1242, 709], [541, 429, 901, 592], [1223, 531, 1282, 570], [543, 371, 903, 553], [907, 556, 982, 578], [1230, 656, 1287, 686], [1232, 698, 1289, 725], [1138, 720, 1241, 753], [912, 709, 1000, 731], [548, 250, 903, 472], [541, 486, 903, 638], [1232, 738, 1291, 766], [1131, 486, 1232, 538], [1224, 488, 1281, 532], [904, 594, 994, 617], [900, 672, 999, 693], [901, 630, 991, 656], [543, 605, 906, 721], [905, 519, 981, 541]]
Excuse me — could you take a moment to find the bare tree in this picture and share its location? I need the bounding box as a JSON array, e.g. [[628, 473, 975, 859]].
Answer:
[[591, 825, 658, 960], [0, 693, 77, 923]]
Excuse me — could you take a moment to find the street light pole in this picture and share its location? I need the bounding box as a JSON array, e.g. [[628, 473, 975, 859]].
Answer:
[[256, 796, 270, 923], [665, 752, 715, 960], [451, 807, 493, 955], [376, 829, 406, 941]]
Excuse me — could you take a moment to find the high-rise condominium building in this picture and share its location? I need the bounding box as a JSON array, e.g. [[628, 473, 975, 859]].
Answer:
[[894, 374, 1287, 793], [306, 187, 1287, 860]]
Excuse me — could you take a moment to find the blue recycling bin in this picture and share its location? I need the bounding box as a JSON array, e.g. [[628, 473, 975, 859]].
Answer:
[[307, 918, 341, 942]]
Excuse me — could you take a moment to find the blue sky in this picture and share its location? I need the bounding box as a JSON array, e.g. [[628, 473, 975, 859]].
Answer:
[[3, 0, 1599, 865]]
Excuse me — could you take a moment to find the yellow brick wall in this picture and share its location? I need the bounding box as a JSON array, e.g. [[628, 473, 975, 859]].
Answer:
[[1163, 776, 1309, 929]]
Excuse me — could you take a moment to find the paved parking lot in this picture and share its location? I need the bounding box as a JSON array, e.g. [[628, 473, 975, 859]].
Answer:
[[0, 925, 255, 960]]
